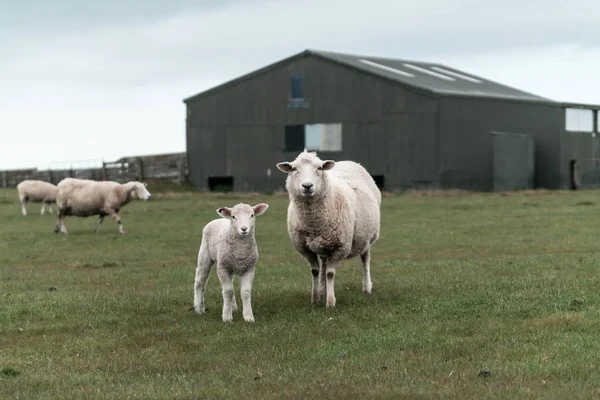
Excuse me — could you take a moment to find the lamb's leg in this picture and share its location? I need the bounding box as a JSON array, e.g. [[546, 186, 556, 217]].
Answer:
[[361, 248, 373, 294], [47, 203, 54, 214], [217, 268, 235, 322], [322, 258, 339, 308], [111, 212, 126, 234], [21, 199, 27, 216], [194, 244, 213, 314], [40, 203, 46, 216], [239, 269, 255, 322], [94, 215, 105, 233], [231, 275, 238, 312]]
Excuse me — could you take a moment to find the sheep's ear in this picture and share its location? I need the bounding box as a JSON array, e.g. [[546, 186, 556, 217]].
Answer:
[[276, 162, 293, 173], [322, 160, 335, 171], [143, 183, 148, 187], [252, 203, 269, 216], [217, 207, 232, 218]]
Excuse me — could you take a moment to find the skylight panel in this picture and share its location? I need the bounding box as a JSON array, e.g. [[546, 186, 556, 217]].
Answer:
[[359, 59, 414, 78], [430, 66, 482, 83], [402, 63, 455, 81]]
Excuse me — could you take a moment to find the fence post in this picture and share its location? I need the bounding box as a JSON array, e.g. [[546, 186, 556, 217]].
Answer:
[[138, 157, 144, 180], [177, 157, 185, 185], [102, 162, 106, 181]]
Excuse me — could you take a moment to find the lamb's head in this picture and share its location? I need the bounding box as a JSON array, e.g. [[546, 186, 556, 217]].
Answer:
[[126, 182, 152, 201], [276, 150, 335, 200], [217, 203, 269, 237]]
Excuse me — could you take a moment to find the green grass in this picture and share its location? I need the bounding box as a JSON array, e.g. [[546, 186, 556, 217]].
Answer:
[[3, 186, 600, 399]]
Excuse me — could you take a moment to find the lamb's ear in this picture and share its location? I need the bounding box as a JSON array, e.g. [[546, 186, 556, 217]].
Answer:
[[217, 207, 232, 218], [143, 183, 148, 187], [322, 160, 335, 170], [276, 162, 293, 173], [252, 203, 269, 216]]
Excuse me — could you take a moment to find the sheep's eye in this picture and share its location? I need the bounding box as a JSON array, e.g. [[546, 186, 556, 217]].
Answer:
[[232, 216, 236, 219], [250, 214, 254, 218], [291, 167, 297, 172], [317, 166, 323, 171]]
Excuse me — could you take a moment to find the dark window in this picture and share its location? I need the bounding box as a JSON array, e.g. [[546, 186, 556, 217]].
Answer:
[[208, 176, 233, 192], [290, 75, 304, 99], [285, 125, 305, 151], [371, 175, 385, 189]]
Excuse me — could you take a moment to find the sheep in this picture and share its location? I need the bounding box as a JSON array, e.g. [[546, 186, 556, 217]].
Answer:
[[54, 178, 151, 235], [16, 180, 58, 216], [194, 202, 269, 323], [276, 150, 381, 308]]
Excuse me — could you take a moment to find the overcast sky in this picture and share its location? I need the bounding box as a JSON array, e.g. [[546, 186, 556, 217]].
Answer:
[[1, 0, 599, 170]]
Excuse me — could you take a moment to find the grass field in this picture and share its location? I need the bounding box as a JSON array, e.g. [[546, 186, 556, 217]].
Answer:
[[3, 185, 600, 399]]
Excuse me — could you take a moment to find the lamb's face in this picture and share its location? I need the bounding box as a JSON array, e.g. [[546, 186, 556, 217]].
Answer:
[[217, 203, 269, 237], [130, 182, 152, 201], [276, 151, 335, 199]]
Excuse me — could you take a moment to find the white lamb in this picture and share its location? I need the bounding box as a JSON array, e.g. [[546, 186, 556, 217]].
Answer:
[[194, 202, 269, 323], [17, 180, 57, 216], [54, 178, 151, 235], [276, 150, 381, 307]]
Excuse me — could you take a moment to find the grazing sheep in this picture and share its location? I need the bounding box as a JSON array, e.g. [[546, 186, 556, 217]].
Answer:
[[54, 178, 151, 235], [194, 202, 269, 323], [276, 150, 381, 307], [16, 180, 57, 216]]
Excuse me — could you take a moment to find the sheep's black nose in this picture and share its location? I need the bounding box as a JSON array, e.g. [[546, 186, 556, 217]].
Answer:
[[241, 227, 248, 232], [302, 182, 313, 189]]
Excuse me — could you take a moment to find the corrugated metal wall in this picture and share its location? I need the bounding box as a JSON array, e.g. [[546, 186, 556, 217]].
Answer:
[[186, 55, 439, 192], [438, 98, 563, 190]]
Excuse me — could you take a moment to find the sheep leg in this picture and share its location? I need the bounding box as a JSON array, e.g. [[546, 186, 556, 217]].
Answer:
[[217, 268, 235, 322], [322, 258, 338, 308], [239, 269, 255, 322], [54, 211, 68, 235], [21, 199, 27, 216], [300, 251, 321, 304], [361, 248, 373, 294], [40, 203, 46, 216], [111, 212, 126, 234], [194, 247, 213, 314], [319, 257, 327, 301], [94, 215, 105, 233], [47, 203, 54, 214]]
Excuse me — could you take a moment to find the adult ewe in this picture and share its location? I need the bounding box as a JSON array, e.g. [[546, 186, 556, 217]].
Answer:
[[54, 178, 151, 235], [17, 180, 57, 216], [276, 150, 381, 307], [194, 203, 269, 323]]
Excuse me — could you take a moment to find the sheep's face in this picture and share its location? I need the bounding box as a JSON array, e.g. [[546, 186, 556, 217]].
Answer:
[[276, 151, 335, 199], [129, 182, 152, 201], [217, 203, 269, 237]]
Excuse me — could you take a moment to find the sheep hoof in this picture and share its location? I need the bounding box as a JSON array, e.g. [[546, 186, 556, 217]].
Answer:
[[244, 315, 255, 323], [222, 314, 233, 323], [194, 306, 206, 314], [326, 296, 336, 308]]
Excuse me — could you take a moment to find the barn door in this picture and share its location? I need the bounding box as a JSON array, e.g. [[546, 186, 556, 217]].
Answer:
[[492, 132, 534, 191]]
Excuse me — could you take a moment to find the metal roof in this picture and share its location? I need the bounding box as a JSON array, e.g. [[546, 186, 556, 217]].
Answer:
[[184, 49, 554, 104], [313, 50, 552, 103]]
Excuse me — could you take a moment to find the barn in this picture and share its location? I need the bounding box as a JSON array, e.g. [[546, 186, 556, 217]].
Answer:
[[184, 49, 600, 192]]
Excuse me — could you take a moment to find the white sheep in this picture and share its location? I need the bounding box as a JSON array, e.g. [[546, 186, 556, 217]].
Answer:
[[276, 150, 381, 307], [54, 178, 151, 235], [194, 202, 269, 323], [16, 180, 57, 216]]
